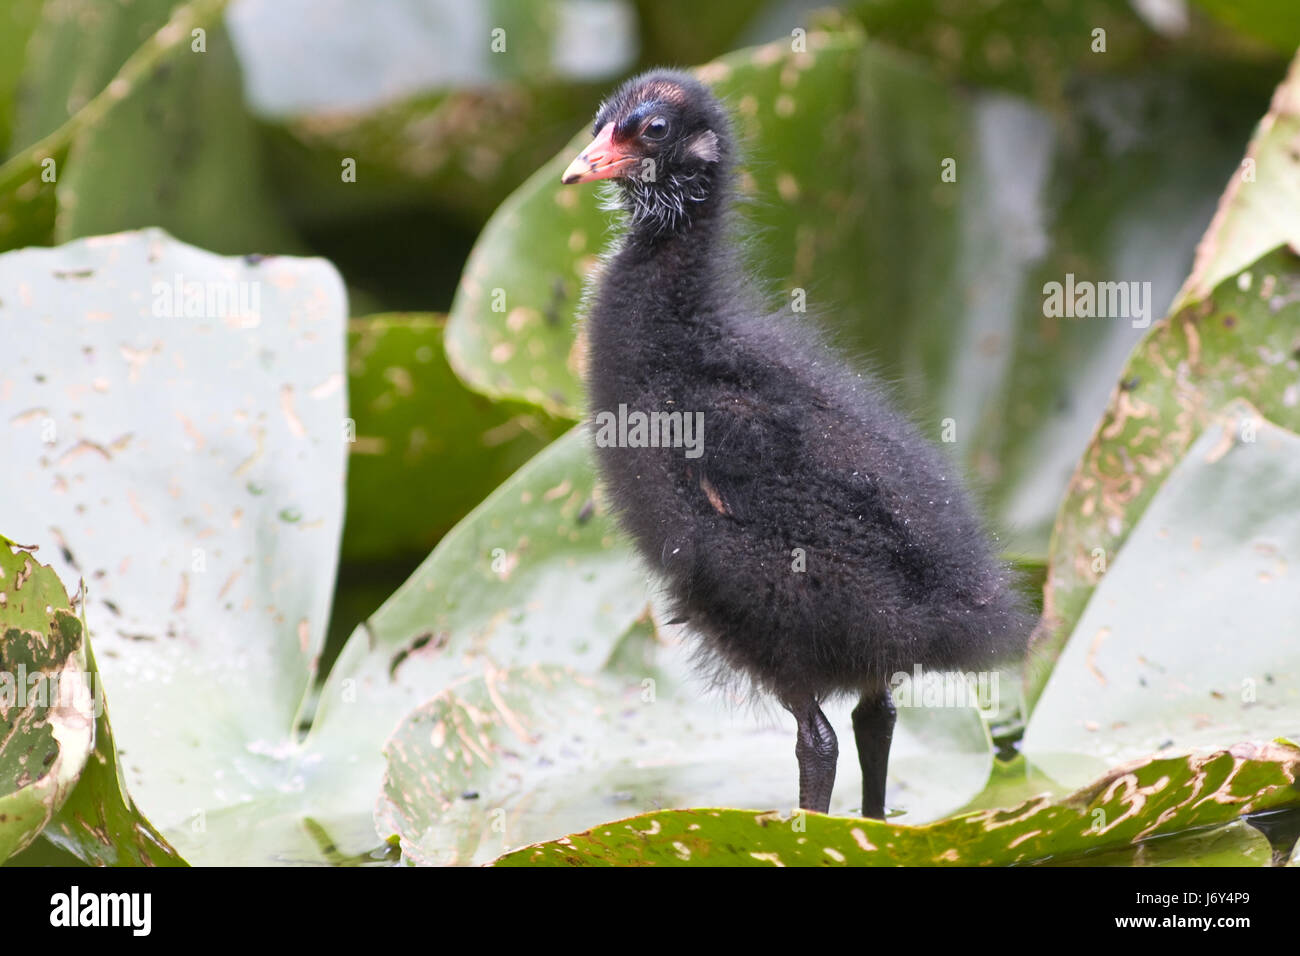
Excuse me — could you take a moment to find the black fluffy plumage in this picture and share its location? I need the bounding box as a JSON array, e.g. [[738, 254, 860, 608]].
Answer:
[[568, 69, 1034, 816]]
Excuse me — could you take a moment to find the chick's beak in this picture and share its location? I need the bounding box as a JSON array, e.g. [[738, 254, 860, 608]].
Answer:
[[561, 123, 637, 185]]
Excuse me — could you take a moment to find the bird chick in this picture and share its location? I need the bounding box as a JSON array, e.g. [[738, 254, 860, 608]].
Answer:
[[564, 69, 1034, 818]]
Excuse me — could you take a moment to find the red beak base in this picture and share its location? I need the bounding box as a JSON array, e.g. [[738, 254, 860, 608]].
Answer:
[[561, 123, 638, 185]]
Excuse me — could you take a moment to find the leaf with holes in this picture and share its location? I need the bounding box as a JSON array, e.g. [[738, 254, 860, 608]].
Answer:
[[0, 538, 94, 861], [373, 659, 999, 866], [493, 741, 1300, 866], [0, 539, 184, 867]]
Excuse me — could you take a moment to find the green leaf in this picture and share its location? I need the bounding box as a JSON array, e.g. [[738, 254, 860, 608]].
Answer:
[[1024, 404, 1300, 785], [0, 142, 60, 253], [342, 313, 560, 564], [0, 0, 43, 159], [632, 0, 767, 72], [349, 426, 647, 681], [36, 629, 186, 867], [319, 427, 647, 838], [53, 11, 299, 253], [10, 0, 183, 148], [267, 426, 642, 865], [0, 0, 235, 253], [1030, 49, 1300, 705], [492, 742, 1300, 866], [0, 540, 180, 866], [1191, 0, 1300, 55], [847, 0, 1156, 109], [377, 665, 693, 867], [0, 539, 94, 861]]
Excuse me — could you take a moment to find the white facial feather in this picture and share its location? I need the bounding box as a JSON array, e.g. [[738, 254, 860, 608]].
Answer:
[[686, 129, 720, 164], [625, 170, 709, 235]]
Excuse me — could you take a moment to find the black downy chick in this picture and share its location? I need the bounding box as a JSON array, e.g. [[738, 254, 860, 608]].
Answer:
[[563, 70, 1034, 818]]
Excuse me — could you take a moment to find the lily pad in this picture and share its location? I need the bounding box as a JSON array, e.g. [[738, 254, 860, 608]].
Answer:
[[1024, 404, 1300, 785], [493, 741, 1300, 865], [0, 229, 352, 864], [300, 425, 646, 865]]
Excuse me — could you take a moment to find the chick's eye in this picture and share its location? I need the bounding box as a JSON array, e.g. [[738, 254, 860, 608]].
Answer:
[[643, 117, 669, 141]]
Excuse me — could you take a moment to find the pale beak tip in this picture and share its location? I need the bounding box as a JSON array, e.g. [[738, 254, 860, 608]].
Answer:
[[561, 156, 588, 185]]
